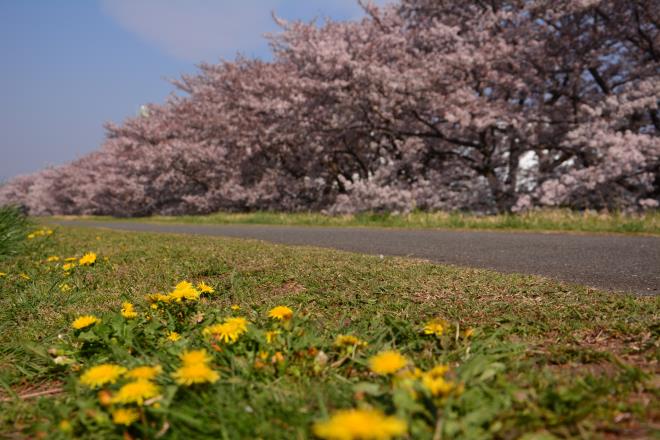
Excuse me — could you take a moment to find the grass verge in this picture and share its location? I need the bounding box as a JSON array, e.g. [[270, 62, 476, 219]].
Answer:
[[0, 226, 657, 438], [54, 209, 660, 235]]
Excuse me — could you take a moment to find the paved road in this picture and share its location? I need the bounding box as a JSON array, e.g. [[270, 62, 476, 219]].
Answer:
[[55, 220, 660, 295]]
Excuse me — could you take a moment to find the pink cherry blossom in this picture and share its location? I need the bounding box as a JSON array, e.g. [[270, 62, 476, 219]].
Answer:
[[1, 0, 657, 215]]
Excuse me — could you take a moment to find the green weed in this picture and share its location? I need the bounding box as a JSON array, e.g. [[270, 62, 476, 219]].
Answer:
[[0, 205, 31, 259]]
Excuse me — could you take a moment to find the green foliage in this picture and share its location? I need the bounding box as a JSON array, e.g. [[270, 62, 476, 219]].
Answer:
[[0, 205, 31, 259]]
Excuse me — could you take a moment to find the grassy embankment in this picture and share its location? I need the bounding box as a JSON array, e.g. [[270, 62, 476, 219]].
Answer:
[[57, 209, 660, 235], [0, 225, 657, 438]]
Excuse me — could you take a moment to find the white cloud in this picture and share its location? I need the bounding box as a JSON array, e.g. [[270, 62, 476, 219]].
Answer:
[[100, 0, 392, 63]]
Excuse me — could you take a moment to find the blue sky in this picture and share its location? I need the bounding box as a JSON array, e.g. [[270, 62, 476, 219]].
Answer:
[[0, 1, 386, 181]]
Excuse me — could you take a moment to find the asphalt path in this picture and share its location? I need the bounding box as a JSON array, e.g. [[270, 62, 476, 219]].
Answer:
[[54, 220, 660, 295]]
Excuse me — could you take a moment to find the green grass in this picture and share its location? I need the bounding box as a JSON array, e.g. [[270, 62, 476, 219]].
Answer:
[[0, 226, 658, 439], [55, 209, 660, 235], [0, 205, 31, 259]]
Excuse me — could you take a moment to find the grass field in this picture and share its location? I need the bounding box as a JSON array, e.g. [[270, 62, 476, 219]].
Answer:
[[0, 226, 657, 438], [56, 209, 660, 235]]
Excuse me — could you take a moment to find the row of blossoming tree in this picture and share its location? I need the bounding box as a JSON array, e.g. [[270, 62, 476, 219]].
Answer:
[[1, 0, 658, 216]]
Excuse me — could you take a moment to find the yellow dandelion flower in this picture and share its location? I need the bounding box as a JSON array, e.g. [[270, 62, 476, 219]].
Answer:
[[169, 280, 200, 302], [112, 408, 140, 426], [265, 330, 281, 344], [19, 273, 30, 280], [29, 229, 50, 238], [0, 272, 6, 277], [126, 365, 162, 381], [174, 280, 193, 290], [78, 252, 97, 266], [396, 367, 423, 381], [147, 292, 170, 303], [225, 316, 248, 332], [58, 420, 73, 433], [426, 364, 450, 378], [268, 305, 293, 321], [202, 324, 228, 341], [368, 350, 408, 375], [112, 379, 159, 405], [419, 364, 453, 397], [172, 363, 219, 385], [313, 408, 407, 440], [197, 281, 215, 293], [150, 303, 158, 310], [180, 349, 211, 365], [423, 320, 445, 338], [59, 283, 71, 293], [203, 317, 248, 344], [230, 304, 241, 311], [62, 263, 75, 272], [464, 328, 474, 338], [80, 364, 126, 388], [121, 302, 138, 318], [72, 315, 100, 330], [421, 375, 454, 397], [46, 256, 60, 262], [334, 335, 368, 349], [64, 257, 77, 262], [167, 331, 181, 342]]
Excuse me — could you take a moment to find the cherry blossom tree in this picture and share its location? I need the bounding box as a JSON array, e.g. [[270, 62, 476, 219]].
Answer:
[[1, 0, 657, 215]]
